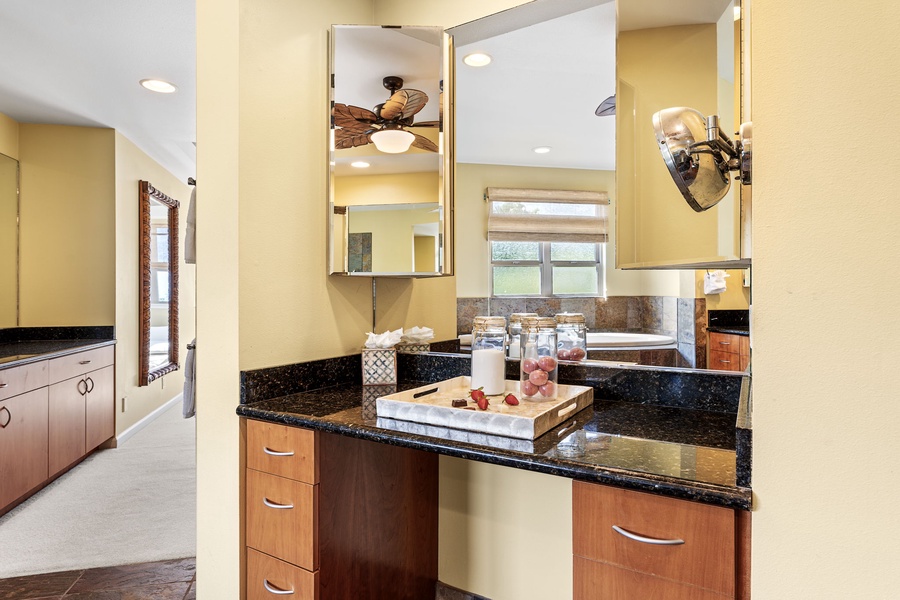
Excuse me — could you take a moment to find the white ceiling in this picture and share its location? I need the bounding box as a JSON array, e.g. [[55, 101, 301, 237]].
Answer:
[[0, 0, 196, 183]]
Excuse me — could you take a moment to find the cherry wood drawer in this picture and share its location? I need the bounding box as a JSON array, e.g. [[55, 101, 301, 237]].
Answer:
[[246, 469, 318, 570], [575, 556, 730, 600], [48, 346, 114, 385], [0, 360, 49, 401], [247, 548, 318, 600], [709, 333, 748, 354], [573, 482, 735, 597], [247, 419, 318, 484], [709, 350, 744, 372]]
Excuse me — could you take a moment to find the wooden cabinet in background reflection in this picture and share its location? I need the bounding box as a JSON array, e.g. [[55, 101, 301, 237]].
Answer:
[[709, 332, 750, 372]]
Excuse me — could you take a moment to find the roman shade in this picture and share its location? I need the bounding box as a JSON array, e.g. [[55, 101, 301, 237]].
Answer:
[[486, 187, 610, 243]]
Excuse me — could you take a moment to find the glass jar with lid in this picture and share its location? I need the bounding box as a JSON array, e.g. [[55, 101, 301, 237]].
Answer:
[[507, 312, 538, 358], [555, 312, 588, 361], [519, 316, 558, 401], [471, 316, 507, 396]]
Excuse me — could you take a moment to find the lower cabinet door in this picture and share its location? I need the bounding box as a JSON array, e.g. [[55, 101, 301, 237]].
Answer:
[[575, 556, 731, 600], [49, 377, 87, 476], [0, 388, 49, 511], [85, 365, 114, 451], [247, 548, 317, 600]]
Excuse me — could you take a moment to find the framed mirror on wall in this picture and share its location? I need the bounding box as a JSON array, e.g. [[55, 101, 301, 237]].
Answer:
[[616, 0, 750, 269], [327, 25, 453, 277], [139, 180, 180, 386], [0, 152, 17, 329]]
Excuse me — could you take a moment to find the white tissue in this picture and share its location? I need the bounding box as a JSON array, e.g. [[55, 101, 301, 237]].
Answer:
[[401, 326, 434, 343], [704, 270, 730, 295], [364, 328, 403, 349]]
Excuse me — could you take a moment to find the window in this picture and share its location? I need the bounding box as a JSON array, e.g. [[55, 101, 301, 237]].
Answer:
[[491, 241, 603, 296], [150, 222, 170, 304], [486, 187, 608, 297]]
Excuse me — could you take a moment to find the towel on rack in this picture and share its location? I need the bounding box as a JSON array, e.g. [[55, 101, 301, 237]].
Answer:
[[183, 339, 196, 418], [185, 185, 196, 264]]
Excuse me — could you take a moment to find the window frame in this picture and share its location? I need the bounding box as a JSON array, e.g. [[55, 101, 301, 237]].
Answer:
[[490, 241, 605, 297]]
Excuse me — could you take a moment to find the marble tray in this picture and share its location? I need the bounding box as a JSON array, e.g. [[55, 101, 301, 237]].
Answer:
[[375, 376, 593, 440]]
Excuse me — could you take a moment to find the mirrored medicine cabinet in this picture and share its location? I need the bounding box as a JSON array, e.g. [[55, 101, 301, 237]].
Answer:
[[327, 25, 453, 277]]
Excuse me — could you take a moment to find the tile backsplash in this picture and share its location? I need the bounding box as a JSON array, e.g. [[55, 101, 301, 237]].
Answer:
[[457, 296, 707, 369]]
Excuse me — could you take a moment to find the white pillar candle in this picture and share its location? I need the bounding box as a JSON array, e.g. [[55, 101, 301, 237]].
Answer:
[[471, 348, 506, 395]]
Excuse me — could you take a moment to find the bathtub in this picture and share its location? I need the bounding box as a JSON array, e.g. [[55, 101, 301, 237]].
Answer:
[[586, 332, 676, 348]]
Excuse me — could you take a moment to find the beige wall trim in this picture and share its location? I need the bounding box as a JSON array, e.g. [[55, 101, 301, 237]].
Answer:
[[116, 393, 184, 446]]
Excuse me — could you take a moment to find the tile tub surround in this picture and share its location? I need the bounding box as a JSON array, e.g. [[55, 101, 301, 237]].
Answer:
[[457, 296, 707, 368], [238, 353, 750, 509]]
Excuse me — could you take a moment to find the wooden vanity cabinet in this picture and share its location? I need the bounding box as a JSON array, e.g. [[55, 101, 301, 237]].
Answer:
[[709, 332, 750, 372], [0, 361, 50, 512], [48, 346, 115, 476], [242, 418, 438, 600], [573, 481, 750, 600]]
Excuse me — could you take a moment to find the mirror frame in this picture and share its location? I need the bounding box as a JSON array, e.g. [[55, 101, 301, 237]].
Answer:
[[327, 25, 454, 278], [138, 180, 180, 386]]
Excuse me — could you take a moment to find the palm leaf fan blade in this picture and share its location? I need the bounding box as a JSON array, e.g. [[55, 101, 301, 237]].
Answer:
[[333, 103, 377, 131], [411, 133, 438, 153], [381, 89, 429, 121]]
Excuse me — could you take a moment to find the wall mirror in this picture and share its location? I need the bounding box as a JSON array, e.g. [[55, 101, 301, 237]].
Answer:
[[328, 25, 453, 277], [139, 180, 179, 386], [616, 0, 751, 269], [0, 152, 17, 329]]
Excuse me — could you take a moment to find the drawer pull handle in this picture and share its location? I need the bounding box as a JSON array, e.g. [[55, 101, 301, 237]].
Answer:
[[0, 406, 10, 428], [263, 579, 295, 595], [0, 383, 8, 388], [612, 525, 684, 546], [262, 446, 295, 457], [263, 497, 294, 510], [718, 341, 731, 345], [720, 360, 731, 364], [79, 360, 92, 365]]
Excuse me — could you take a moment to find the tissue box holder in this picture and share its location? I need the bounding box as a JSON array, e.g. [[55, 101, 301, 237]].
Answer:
[[361, 348, 397, 385], [396, 342, 431, 354]]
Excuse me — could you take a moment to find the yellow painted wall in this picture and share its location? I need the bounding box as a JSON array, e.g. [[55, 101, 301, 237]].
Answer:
[[617, 25, 741, 266], [18, 124, 116, 326], [334, 170, 439, 206], [455, 162, 683, 299], [0, 111, 18, 160], [114, 132, 195, 434], [752, 1, 900, 597], [414, 235, 435, 271], [694, 269, 750, 308]]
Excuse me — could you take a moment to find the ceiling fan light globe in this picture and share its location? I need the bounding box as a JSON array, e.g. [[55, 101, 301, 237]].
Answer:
[[371, 129, 415, 153]]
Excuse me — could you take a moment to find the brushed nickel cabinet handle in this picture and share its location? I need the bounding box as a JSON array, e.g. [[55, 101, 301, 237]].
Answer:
[[77, 379, 88, 395], [85, 377, 94, 394], [0, 383, 8, 388], [718, 341, 731, 345], [720, 359, 731, 364], [263, 497, 294, 510], [263, 579, 295, 595], [0, 406, 11, 428], [79, 360, 92, 365], [262, 447, 295, 457], [612, 525, 684, 546]]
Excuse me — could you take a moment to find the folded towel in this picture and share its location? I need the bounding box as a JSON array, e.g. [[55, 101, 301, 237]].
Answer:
[[185, 186, 196, 264], [183, 339, 196, 418]]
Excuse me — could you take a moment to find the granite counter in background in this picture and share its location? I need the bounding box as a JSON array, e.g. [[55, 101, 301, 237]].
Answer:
[[0, 326, 116, 368]]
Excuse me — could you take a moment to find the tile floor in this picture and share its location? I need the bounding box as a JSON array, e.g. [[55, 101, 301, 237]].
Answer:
[[0, 557, 195, 600]]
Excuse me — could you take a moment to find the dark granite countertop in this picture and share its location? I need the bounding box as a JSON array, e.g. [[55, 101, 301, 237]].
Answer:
[[238, 378, 751, 510], [707, 325, 749, 336], [0, 327, 116, 369]]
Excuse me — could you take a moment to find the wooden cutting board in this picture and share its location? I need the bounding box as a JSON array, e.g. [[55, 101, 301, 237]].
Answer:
[[375, 376, 594, 440]]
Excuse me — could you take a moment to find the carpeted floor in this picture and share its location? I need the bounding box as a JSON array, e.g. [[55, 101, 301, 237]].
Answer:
[[0, 400, 196, 578]]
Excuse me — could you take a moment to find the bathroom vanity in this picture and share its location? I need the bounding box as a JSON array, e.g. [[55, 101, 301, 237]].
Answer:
[[0, 328, 116, 515], [237, 352, 751, 599]]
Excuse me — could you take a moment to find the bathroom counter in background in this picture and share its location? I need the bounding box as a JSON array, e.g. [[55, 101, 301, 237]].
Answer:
[[238, 353, 752, 510], [0, 326, 116, 369]]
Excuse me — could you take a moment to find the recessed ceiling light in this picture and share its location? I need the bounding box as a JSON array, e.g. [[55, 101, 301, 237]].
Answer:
[[463, 53, 492, 67], [533, 146, 552, 154], [140, 79, 177, 94], [351, 161, 370, 168]]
